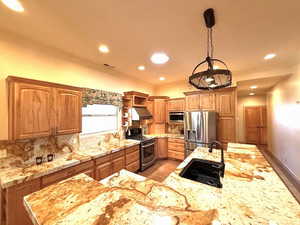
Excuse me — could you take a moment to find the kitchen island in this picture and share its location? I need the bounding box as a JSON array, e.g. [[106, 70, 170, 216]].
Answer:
[[24, 143, 300, 225]]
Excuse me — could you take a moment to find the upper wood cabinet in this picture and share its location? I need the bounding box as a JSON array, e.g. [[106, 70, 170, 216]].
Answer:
[[167, 98, 185, 111], [185, 94, 200, 111], [55, 88, 82, 135], [153, 99, 167, 123], [199, 93, 215, 110], [216, 91, 235, 116], [7, 76, 82, 140]]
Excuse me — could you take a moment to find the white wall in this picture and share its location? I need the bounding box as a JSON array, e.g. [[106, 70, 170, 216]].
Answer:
[[0, 31, 155, 140], [237, 95, 267, 143], [267, 64, 300, 181]]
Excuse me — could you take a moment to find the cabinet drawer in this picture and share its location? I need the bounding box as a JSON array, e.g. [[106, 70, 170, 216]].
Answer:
[[125, 150, 140, 165], [125, 145, 140, 154], [111, 150, 125, 159], [42, 161, 93, 187], [168, 150, 184, 161], [168, 142, 184, 151], [95, 154, 111, 165], [126, 160, 140, 172], [168, 138, 184, 144], [112, 157, 125, 173]]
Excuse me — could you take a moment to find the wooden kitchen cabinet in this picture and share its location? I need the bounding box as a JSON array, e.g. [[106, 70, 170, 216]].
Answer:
[[95, 162, 112, 180], [217, 117, 235, 144], [199, 93, 215, 110], [156, 137, 168, 159], [7, 76, 82, 140], [112, 157, 125, 173], [125, 145, 140, 172], [185, 94, 200, 111], [168, 138, 184, 161], [153, 99, 167, 123], [167, 98, 185, 111], [6, 178, 41, 225], [216, 91, 235, 116], [8, 81, 54, 140], [55, 88, 82, 135]]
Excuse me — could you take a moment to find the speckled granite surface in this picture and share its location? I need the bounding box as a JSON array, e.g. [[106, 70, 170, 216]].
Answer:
[[24, 143, 300, 225], [0, 139, 140, 189], [144, 133, 184, 139]]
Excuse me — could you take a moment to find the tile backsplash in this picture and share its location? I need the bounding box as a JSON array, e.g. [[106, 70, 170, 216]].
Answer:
[[168, 124, 184, 134]]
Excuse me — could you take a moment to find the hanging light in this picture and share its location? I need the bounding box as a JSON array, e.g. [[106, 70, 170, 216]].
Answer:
[[189, 8, 232, 90]]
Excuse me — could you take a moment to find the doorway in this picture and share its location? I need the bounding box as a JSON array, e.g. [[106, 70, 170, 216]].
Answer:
[[244, 106, 267, 149]]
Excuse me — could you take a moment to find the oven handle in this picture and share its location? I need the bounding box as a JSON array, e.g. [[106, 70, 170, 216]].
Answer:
[[142, 143, 155, 148]]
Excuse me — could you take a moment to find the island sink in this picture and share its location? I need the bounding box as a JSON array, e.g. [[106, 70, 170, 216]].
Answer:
[[180, 141, 225, 188]]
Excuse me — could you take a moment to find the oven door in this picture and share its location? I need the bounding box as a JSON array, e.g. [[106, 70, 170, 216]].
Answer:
[[141, 141, 155, 170]]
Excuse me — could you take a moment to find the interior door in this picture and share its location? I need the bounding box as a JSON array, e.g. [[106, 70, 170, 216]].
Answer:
[[245, 106, 267, 145]]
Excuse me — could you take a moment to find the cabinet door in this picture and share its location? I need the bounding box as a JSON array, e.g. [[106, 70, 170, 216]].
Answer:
[[6, 179, 41, 225], [167, 99, 185, 111], [157, 138, 168, 159], [199, 93, 215, 110], [83, 169, 95, 179], [217, 117, 235, 143], [55, 88, 82, 135], [12, 82, 54, 140], [95, 162, 112, 180], [112, 157, 125, 173], [216, 91, 235, 116], [185, 95, 200, 111], [154, 99, 166, 123]]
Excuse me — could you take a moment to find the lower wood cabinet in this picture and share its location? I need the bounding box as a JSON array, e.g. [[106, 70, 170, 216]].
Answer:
[[168, 138, 184, 161], [2, 144, 141, 225], [217, 117, 235, 144], [5, 179, 41, 225], [95, 162, 112, 180], [156, 137, 168, 159]]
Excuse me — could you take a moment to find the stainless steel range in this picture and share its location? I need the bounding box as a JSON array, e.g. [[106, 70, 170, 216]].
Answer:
[[125, 127, 156, 171]]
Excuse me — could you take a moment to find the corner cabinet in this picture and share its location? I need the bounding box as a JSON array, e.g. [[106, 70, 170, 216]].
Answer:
[[7, 76, 82, 140]]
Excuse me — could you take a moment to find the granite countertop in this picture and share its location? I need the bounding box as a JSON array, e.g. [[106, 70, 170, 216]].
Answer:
[[144, 133, 184, 139], [24, 143, 300, 225], [0, 139, 140, 189]]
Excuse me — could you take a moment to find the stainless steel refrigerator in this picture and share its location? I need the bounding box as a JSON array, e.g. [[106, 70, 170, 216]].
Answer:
[[184, 111, 217, 157]]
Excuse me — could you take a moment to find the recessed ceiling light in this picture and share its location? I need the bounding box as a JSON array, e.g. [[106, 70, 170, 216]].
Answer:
[[159, 77, 165, 81], [2, 0, 24, 12], [137, 65, 145, 71], [249, 93, 255, 96], [98, 45, 109, 53], [264, 53, 276, 60], [250, 85, 257, 89], [151, 52, 169, 64]]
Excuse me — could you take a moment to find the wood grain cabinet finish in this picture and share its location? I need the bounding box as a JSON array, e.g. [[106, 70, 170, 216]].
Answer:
[[153, 99, 166, 123], [112, 157, 125, 173], [168, 138, 184, 161], [7, 76, 82, 140], [185, 95, 200, 111], [95, 162, 113, 180], [167, 98, 185, 111], [216, 91, 235, 116], [217, 117, 236, 144], [199, 93, 215, 110], [55, 88, 82, 135], [156, 138, 168, 159], [6, 178, 41, 225], [9, 82, 54, 140]]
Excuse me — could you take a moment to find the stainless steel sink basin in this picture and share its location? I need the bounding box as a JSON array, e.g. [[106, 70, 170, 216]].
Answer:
[[179, 158, 224, 188]]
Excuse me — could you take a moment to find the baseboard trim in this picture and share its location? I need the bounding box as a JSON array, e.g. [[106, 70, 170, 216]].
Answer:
[[261, 149, 300, 200]]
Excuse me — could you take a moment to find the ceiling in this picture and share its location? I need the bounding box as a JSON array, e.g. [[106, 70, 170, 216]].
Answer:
[[0, 0, 300, 85], [237, 75, 288, 97]]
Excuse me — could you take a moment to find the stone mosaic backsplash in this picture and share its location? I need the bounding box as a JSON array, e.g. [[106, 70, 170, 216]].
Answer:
[[0, 134, 79, 166], [168, 124, 184, 134]]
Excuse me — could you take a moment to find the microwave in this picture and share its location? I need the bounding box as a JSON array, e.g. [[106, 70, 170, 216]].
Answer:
[[169, 112, 184, 123]]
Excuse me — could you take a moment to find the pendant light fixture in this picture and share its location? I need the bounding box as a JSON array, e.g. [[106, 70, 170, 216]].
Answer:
[[189, 8, 232, 90]]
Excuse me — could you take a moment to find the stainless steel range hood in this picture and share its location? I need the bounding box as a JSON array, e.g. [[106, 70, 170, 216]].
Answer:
[[131, 107, 152, 121]]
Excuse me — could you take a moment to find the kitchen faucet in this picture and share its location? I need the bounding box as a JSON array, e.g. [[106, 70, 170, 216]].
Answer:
[[208, 141, 225, 177]]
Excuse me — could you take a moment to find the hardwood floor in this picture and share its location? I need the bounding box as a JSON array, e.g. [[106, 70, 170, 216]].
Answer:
[[139, 159, 180, 182]]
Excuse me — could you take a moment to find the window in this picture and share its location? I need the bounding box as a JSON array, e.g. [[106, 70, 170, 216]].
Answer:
[[82, 104, 119, 135]]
